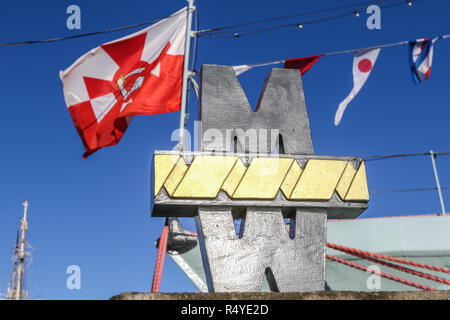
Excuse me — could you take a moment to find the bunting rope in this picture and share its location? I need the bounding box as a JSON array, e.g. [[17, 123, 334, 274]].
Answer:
[[230, 33, 448, 124], [231, 33, 450, 74]]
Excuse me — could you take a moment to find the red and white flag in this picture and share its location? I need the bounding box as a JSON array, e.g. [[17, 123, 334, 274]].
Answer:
[[334, 48, 380, 126], [60, 8, 187, 158]]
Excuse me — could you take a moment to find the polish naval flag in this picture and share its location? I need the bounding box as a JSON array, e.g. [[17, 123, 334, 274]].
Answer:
[[60, 8, 187, 158], [334, 48, 380, 126], [409, 37, 437, 84]]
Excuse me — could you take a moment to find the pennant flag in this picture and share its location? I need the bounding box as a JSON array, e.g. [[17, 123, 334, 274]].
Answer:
[[233, 54, 322, 77], [409, 37, 437, 83], [334, 48, 380, 126], [60, 8, 187, 158], [233, 64, 253, 76], [284, 54, 323, 75]]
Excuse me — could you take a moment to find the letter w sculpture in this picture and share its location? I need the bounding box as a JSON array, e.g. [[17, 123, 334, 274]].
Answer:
[[151, 65, 369, 292]]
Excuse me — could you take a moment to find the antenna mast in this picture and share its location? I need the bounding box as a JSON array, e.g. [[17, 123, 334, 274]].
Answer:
[[15, 199, 29, 300]]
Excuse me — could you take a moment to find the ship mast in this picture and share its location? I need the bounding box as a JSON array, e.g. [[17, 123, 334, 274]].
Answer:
[[6, 231, 19, 299], [14, 200, 29, 300]]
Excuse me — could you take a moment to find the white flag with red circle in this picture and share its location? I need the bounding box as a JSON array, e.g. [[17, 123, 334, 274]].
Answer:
[[60, 8, 187, 158], [334, 48, 381, 126]]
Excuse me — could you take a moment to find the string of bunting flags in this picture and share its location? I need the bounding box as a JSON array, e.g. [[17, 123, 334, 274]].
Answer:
[[56, 3, 447, 157], [232, 34, 450, 125]]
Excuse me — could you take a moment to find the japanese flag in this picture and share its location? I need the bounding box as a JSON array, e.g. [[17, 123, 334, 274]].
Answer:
[[334, 48, 380, 126], [60, 8, 187, 158]]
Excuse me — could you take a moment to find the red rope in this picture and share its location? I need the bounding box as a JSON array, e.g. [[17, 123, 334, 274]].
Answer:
[[347, 251, 450, 286], [150, 224, 448, 292], [326, 254, 437, 291], [151, 225, 169, 293], [327, 242, 450, 274]]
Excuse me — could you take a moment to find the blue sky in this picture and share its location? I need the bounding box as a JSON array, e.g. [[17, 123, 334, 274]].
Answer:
[[0, 0, 449, 299]]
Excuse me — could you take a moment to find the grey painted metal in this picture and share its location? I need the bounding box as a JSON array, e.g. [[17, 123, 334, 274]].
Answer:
[[195, 207, 327, 292], [194, 66, 325, 292], [153, 188, 366, 219], [153, 149, 361, 162], [199, 64, 313, 154], [166, 217, 198, 254], [430, 150, 446, 215], [154, 149, 362, 161], [177, 0, 195, 151]]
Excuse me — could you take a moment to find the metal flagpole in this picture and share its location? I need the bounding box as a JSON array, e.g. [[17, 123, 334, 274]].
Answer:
[[178, 0, 195, 151], [430, 150, 446, 215], [162, 0, 196, 275]]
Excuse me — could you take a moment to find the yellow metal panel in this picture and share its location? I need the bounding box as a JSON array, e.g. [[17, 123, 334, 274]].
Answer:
[[221, 159, 247, 197], [154, 154, 180, 196], [163, 158, 188, 197], [280, 160, 303, 199], [233, 158, 294, 199], [345, 162, 369, 201], [173, 156, 238, 198], [335, 162, 357, 200], [291, 159, 347, 200]]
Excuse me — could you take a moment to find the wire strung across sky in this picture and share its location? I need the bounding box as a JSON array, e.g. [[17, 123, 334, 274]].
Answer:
[[350, 150, 450, 195], [362, 151, 448, 194], [370, 187, 450, 194], [361, 150, 450, 161], [196, 0, 393, 35], [0, 0, 425, 47], [196, 0, 424, 38], [0, 10, 188, 47]]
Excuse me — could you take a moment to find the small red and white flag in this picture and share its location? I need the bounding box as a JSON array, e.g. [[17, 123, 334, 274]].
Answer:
[[334, 48, 380, 126], [232, 54, 322, 77], [284, 55, 323, 74], [60, 8, 187, 158]]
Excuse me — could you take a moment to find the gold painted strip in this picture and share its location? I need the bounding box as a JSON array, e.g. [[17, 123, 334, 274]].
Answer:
[[221, 159, 247, 197], [163, 157, 188, 197], [345, 162, 370, 201], [335, 162, 357, 200], [173, 155, 238, 198], [280, 160, 303, 199], [290, 159, 347, 200], [154, 154, 180, 196], [233, 158, 294, 199]]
